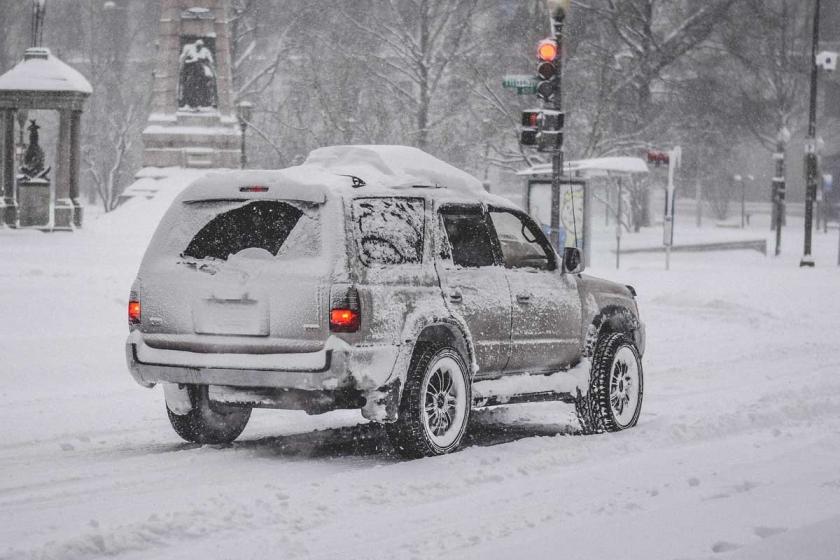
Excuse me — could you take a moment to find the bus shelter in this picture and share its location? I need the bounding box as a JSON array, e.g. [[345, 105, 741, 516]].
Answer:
[[517, 157, 649, 268]]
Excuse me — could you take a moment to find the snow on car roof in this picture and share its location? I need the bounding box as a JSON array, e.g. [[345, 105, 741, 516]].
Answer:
[[177, 146, 505, 207], [177, 167, 341, 204], [305, 145, 486, 194]]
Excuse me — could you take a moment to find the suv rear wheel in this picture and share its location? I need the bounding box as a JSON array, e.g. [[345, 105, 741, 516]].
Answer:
[[386, 345, 471, 458], [166, 385, 251, 444], [576, 332, 644, 434]]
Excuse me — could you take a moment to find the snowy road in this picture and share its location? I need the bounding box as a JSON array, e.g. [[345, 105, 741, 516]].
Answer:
[[2, 201, 840, 559]]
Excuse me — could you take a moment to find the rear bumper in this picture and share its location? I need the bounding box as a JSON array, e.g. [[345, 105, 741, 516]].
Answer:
[[125, 330, 399, 393]]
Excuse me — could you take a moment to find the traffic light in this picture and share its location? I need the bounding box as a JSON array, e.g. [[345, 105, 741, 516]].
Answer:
[[536, 39, 559, 102], [520, 110, 541, 146], [520, 109, 564, 152]]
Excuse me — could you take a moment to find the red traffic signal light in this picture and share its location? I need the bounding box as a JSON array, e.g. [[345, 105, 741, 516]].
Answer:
[[522, 110, 541, 128], [535, 38, 560, 101], [520, 110, 565, 152], [537, 39, 559, 62]]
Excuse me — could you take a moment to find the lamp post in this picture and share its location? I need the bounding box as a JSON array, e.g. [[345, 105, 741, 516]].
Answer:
[[801, 0, 821, 267], [663, 146, 681, 271], [236, 101, 253, 170], [772, 126, 791, 256]]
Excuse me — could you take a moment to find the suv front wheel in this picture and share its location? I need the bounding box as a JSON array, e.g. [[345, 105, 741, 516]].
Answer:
[[576, 332, 644, 434], [386, 345, 471, 458]]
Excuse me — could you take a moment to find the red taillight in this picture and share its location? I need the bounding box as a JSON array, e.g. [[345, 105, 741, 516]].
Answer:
[[239, 186, 269, 193], [128, 300, 141, 325], [330, 309, 360, 332], [330, 285, 361, 333]]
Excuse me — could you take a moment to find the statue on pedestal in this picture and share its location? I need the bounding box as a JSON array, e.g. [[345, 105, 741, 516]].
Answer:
[[178, 38, 218, 110], [20, 120, 49, 180], [142, 1, 240, 169]]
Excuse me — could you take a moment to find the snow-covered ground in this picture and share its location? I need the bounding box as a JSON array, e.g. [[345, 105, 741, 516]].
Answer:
[[1, 185, 840, 560]]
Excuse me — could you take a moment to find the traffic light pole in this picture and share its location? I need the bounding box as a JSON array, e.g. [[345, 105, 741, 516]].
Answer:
[[801, 0, 821, 267], [549, 11, 565, 255]]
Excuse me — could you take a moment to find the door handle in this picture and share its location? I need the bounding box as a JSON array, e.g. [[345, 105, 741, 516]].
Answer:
[[449, 290, 463, 303], [516, 293, 531, 304]]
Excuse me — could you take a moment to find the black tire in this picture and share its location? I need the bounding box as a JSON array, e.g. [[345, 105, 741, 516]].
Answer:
[[166, 385, 251, 444], [576, 332, 644, 435], [386, 345, 471, 459]]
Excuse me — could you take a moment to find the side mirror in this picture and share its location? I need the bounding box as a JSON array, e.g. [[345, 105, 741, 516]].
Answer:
[[562, 247, 584, 274]]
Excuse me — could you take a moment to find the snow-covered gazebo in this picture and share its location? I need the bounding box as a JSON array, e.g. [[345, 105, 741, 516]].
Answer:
[[0, 47, 92, 230]]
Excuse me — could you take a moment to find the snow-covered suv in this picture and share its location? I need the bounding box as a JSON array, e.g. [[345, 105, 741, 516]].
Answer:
[[125, 145, 645, 457]]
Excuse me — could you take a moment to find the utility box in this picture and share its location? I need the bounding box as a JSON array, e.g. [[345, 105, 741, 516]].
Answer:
[[17, 178, 51, 228]]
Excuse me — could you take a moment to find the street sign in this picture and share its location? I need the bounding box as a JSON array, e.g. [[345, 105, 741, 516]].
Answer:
[[502, 75, 539, 94]]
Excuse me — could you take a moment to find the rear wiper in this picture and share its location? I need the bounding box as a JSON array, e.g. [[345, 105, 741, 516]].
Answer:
[[178, 255, 223, 275]]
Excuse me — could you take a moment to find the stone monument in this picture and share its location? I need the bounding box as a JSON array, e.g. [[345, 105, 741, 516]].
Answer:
[[0, 47, 91, 230], [142, 1, 240, 169]]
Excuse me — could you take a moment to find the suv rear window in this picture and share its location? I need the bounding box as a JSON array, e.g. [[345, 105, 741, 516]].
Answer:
[[352, 198, 425, 265], [184, 201, 310, 260], [143, 199, 321, 270]]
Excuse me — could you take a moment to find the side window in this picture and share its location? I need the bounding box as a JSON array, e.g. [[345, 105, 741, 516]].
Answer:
[[352, 197, 425, 266], [439, 208, 496, 268], [489, 210, 555, 271]]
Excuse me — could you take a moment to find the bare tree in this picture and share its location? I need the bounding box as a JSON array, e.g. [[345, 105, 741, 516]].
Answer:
[[717, 0, 808, 149], [564, 0, 740, 227], [57, 0, 153, 212], [84, 104, 139, 211], [573, 0, 740, 122], [343, 0, 481, 151]]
